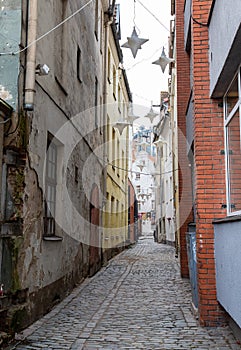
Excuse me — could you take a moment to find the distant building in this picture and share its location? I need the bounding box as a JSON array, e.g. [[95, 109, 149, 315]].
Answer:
[[128, 179, 139, 244], [131, 126, 156, 236], [153, 92, 177, 247], [102, 9, 133, 262]]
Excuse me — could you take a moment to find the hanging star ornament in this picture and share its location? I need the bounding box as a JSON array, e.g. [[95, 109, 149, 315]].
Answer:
[[136, 163, 145, 171], [144, 106, 158, 123], [114, 121, 131, 135], [121, 27, 149, 58], [152, 47, 175, 73], [126, 105, 140, 124]]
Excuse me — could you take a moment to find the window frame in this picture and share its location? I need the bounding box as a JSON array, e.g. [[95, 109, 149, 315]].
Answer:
[[94, 0, 99, 40], [43, 134, 63, 240], [224, 67, 241, 216], [44, 136, 58, 236], [95, 76, 98, 127]]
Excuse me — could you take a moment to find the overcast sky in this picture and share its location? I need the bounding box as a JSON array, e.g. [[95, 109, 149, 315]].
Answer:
[[118, 0, 171, 112]]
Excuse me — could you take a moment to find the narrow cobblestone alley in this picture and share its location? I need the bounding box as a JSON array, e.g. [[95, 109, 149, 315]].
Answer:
[[8, 239, 240, 350]]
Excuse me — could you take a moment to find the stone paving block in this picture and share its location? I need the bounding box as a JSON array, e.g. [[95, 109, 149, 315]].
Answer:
[[8, 239, 240, 350]]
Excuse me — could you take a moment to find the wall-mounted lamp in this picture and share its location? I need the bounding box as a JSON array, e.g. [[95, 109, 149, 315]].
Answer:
[[36, 64, 50, 76]]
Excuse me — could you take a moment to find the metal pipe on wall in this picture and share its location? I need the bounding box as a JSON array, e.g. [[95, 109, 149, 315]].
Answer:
[[24, 0, 38, 111], [102, 1, 115, 206]]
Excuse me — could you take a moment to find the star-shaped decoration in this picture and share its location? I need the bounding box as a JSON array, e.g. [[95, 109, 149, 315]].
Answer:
[[114, 120, 131, 135], [136, 163, 145, 171], [152, 47, 175, 73], [144, 106, 158, 123], [121, 27, 149, 58], [126, 105, 140, 124]]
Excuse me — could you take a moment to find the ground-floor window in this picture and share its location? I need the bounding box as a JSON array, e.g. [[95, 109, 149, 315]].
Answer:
[[224, 68, 241, 215], [44, 134, 57, 236]]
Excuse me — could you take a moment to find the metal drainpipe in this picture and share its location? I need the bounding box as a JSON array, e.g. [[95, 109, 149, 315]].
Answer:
[[24, 0, 38, 111], [102, 3, 114, 206]]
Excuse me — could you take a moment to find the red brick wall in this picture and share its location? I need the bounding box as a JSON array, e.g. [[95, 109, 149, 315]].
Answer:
[[176, 0, 228, 326], [176, 0, 193, 278], [192, 0, 227, 326]]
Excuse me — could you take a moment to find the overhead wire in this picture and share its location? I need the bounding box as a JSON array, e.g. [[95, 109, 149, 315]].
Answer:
[[0, 0, 176, 178], [0, 0, 94, 56], [125, 46, 163, 71], [136, 0, 170, 32]]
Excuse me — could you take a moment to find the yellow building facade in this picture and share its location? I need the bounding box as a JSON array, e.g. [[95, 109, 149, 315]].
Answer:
[[102, 13, 132, 260]]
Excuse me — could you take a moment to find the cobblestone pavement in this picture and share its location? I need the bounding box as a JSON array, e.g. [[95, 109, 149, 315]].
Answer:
[[8, 238, 240, 350]]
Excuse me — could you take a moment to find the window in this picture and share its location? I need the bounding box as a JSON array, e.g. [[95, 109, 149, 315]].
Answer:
[[75, 166, 79, 183], [94, 0, 99, 40], [54, 0, 68, 91], [44, 136, 57, 236], [122, 150, 125, 179], [100, 9, 104, 52], [107, 115, 110, 161], [107, 49, 111, 83], [116, 200, 119, 225], [138, 201, 141, 211], [95, 77, 98, 127], [77, 46, 82, 83], [117, 138, 120, 175], [113, 66, 117, 99], [118, 85, 121, 113], [111, 196, 115, 226], [112, 128, 116, 170], [224, 70, 241, 215]]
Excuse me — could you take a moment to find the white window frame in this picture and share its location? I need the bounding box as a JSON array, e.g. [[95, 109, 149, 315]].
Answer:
[[224, 67, 241, 216], [44, 134, 63, 237], [44, 137, 58, 236]]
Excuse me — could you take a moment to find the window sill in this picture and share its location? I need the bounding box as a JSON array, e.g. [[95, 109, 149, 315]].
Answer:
[[213, 215, 241, 225], [43, 236, 63, 242]]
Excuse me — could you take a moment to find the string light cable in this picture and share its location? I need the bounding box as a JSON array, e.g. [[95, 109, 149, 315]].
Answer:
[[113, 163, 179, 177], [0, 0, 93, 56], [191, 15, 208, 27], [126, 46, 164, 71], [90, 147, 179, 177], [136, 0, 169, 32], [133, 0, 141, 34], [59, 113, 178, 178]]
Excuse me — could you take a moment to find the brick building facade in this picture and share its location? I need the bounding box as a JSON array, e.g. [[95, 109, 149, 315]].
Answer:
[[175, 0, 241, 335]]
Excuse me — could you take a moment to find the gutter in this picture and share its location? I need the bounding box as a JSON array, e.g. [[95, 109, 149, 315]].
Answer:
[[24, 0, 38, 111]]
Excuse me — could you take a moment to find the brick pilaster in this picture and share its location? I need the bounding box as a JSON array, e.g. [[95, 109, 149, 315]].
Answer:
[[176, 0, 193, 278], [192, 0, 227, 326]]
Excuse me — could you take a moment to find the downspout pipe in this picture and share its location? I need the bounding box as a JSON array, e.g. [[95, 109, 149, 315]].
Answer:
[[24, 0, 38, 111], [102, 1, 115, 207]]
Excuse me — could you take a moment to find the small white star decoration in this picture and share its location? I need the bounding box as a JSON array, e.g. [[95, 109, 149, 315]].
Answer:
[[152, 47, 175, 73], [114, 121, 131, 135], [121, 27, 149, 58], [126, 104, 140, 124], [144, 106, 158, 123]]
